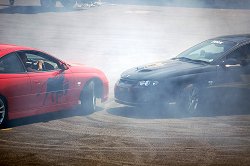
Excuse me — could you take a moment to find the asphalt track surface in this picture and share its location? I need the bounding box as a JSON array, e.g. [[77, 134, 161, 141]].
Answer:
[[0, 0, 250, 165]]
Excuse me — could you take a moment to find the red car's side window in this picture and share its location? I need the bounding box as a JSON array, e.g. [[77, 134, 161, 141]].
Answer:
[[17, 51, 61, 72], [0, 53, 25, 73]]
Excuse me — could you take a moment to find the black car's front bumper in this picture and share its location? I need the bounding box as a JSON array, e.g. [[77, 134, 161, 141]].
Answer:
[[114, 80, 163, 106]]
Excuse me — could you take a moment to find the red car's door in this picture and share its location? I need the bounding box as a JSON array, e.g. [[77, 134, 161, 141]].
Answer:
[[17, 50, 77, 114], [0, 52, 32, 120], [27, 70, 76, 111]]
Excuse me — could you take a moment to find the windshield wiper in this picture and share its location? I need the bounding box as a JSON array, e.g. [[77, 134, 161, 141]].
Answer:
[[172, 57, 209, 64], [172, 57, 194, 62], [191, 59, 210, 64]]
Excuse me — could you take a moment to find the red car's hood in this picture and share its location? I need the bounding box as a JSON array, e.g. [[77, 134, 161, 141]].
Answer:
[[68, 63, 104, 74]]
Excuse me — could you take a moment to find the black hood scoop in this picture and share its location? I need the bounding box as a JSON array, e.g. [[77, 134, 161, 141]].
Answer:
[[138, 69, 153, 72], [135, 61, 171, 72]]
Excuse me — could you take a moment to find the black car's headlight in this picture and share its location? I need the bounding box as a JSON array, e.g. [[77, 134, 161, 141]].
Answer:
[[137, 80, 159, 87]]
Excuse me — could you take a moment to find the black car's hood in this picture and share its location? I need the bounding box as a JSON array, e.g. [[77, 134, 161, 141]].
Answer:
[[121, 59, 211, 80]]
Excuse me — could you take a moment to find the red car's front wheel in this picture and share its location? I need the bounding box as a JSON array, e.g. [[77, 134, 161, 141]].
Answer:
[[80, 81, 96, 114], [0, 97, 7, 128]]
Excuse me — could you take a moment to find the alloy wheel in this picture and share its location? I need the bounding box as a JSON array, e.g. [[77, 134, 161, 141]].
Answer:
[[0, 98, 6, 125], [186, 86, 199, 114]]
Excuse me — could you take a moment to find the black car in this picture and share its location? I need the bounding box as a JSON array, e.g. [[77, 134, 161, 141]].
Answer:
[[114, 34, 250, 115]]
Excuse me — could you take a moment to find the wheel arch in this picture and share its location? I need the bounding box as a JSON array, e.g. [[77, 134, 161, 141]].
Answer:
[[169, 73, 208, 89], [161, 73, 207, 100], [81, 77, 104, 99]]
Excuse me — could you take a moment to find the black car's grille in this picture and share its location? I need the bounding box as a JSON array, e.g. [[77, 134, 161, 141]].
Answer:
[[119, 78, 138, 85], [115, 88, 135, 103], [115, 85, 159, 104]]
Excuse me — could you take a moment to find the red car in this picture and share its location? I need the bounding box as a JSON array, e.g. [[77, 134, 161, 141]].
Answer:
[[0, 44, 109, 128]]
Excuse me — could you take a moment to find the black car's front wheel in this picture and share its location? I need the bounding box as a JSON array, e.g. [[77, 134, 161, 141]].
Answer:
[[177, 84, 200, 116], [0, 97, 8, 128], [80, 81, 96, 113]]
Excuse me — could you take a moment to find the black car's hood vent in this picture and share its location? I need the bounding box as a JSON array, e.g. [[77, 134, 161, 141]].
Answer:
[[136, 61, 177, 72], [138, 69, 153, 72]]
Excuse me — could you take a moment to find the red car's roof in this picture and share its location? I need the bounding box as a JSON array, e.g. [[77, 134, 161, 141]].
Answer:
[[0, 44, 33, 58]]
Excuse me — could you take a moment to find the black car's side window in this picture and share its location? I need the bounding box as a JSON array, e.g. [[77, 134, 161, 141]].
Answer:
[[243, 44, 250, 61], [226, 44, 250, 66], [0, 53, 25, 73], [17, 51, 60, 72]]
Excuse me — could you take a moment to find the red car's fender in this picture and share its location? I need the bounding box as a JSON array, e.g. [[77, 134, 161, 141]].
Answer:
[[68, 64, 109, 102]]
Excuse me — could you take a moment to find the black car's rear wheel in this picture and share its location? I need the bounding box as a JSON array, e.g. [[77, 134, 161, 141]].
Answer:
[[80, 81, 96, 113], [177, 84, 200, 116], [0, 97, 8, 128]]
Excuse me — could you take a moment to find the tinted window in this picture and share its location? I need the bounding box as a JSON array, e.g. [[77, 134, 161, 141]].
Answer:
[[0, 53, 25, 73], [17, 51, 60, 72], [226, 43, 250, 65]]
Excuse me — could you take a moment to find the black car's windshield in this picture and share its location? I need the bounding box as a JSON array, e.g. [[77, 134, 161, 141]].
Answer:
[[174, 39, 237, 63]]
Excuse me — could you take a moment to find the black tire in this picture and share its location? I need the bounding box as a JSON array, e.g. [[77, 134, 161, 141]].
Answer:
[[40, 0, 56, 8], [80, 81, 96, 113], [177, 84, 200, 116], [9, 0, 14, 6], [60, 0, 76, 9], [0, 97, 8, 128]]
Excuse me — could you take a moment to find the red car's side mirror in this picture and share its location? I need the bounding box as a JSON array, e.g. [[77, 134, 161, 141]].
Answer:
[[60, 62, 69, 70]]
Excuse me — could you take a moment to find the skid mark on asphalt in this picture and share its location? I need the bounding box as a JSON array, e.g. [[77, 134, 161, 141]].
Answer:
[[1, 137, 249, 150], [1, 140, 248, 165], [1, 104, 250, 165], [0, 128, 12, 131], [1, 134, 250, 165]]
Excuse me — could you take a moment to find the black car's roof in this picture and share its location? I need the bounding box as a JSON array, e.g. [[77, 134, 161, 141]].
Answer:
[[213, 34, 250, 44]]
